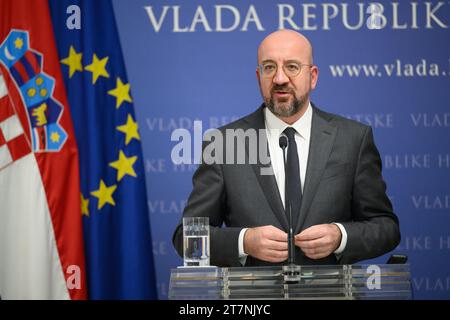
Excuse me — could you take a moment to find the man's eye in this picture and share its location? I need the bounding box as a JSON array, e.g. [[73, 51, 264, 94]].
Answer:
[[263, 64, 276, 72], [286, 64, 300, 71]]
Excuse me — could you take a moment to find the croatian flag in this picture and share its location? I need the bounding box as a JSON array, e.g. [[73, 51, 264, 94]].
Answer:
[[0, 0, 86, 299]]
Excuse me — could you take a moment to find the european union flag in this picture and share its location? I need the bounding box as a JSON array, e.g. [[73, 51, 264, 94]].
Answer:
[[49, 0, 157, 299]]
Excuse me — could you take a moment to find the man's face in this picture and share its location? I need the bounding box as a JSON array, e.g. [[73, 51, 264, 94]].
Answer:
[[256, 32, 318, 118]]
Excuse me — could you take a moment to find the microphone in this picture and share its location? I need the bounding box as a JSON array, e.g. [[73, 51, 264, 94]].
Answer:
[[279, 134, 288, 149], [279, 133, 295, 266]]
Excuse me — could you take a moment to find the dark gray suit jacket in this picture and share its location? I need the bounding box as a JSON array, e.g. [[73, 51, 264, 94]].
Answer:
[[173, 104, 400, 267]]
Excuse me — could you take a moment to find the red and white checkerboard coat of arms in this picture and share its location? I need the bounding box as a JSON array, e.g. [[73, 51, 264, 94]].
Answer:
[[0, 29, 67, 171]]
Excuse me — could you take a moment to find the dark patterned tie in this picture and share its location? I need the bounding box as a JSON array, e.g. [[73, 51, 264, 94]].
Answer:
[[283, 127, 302, 228]]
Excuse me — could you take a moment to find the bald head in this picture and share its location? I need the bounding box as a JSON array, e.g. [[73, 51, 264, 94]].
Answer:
[[257, 30, 313, 65]]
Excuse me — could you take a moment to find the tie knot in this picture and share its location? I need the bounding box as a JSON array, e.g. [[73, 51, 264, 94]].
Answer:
[[283, 127, 297, 141]]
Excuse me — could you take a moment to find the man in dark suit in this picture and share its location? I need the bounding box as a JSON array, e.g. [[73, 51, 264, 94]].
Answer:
[[173, 30, 400, 267]]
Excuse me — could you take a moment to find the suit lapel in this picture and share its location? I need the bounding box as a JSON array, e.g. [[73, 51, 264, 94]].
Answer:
[[295, 107, 337, 233], [245, 107, 288, 230]]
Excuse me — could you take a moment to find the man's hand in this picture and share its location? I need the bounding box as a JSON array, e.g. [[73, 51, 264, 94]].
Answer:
[[295, 224, 342, 259], [243, 225, 288, 263]]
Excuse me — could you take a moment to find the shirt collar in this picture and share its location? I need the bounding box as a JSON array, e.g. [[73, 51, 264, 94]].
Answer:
[[264, 102, 313, 141]]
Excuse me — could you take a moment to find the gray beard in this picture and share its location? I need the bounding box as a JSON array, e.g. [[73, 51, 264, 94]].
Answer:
[[265, 93, 308, 118]]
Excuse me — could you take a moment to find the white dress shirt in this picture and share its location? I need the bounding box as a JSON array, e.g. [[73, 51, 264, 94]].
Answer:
[[238, 103, 347, 264]]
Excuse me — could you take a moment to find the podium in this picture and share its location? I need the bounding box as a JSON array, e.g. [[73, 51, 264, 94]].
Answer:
[[169, 264, 411, 300]]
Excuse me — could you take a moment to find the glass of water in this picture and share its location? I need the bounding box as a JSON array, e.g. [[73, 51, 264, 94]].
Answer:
[[183, 217, 210, 267]]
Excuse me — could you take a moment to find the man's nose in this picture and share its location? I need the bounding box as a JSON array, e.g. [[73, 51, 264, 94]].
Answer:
[[273, 66, 289, 85]]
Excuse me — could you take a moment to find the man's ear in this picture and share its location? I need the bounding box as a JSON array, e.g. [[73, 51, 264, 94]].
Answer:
[[310, 65, 319, 90], [255, 67, 265, 98], [256, 66, 261, 83]]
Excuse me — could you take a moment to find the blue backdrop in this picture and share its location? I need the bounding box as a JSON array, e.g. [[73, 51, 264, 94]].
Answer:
[[112, 0, 450, 299]]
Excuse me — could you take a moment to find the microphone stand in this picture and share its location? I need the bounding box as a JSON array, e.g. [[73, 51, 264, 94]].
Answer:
[[279, 134, 301, 284]]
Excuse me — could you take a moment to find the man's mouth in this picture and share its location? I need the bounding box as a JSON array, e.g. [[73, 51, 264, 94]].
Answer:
[[272, 90, 291, 98]]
